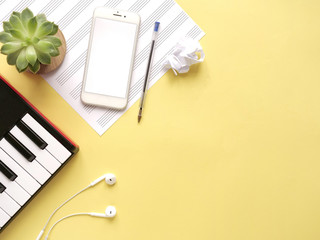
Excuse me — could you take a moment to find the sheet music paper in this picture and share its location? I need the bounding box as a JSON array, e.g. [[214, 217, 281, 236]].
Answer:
[[0, 0, 205, 135]]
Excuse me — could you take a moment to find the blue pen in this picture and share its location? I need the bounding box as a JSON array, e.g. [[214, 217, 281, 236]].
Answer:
[[138, 22, 160, 123]]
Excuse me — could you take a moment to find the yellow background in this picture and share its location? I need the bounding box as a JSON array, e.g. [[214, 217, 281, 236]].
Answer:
[[1, 0, 320, 239]]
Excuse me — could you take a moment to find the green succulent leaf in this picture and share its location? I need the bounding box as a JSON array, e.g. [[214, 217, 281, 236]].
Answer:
[[28, 60, 40, 73], [9, 15, 25, 33], [7, 50, 21, 65], [0, 32, 16, 43], [26, 45, 37, 66], [50, 46, 60, 57], [36, 22, 53, 38], [36, 14, 47, 24], [21, 8, 34, 28], [27, 16, 37, 36], [16, 48, 28, 72], [43, 36, 62, 47], [16, 65, 28, 73], [49, 24, 58, 35], [35, 40, 55, 53], [1, 42, 23, 55], [12, 12, 21, 19], [9, 29, 25, 40], [32, 37, 40, 44], [3, 22, 13, 32], [36, 50, 51, 65]]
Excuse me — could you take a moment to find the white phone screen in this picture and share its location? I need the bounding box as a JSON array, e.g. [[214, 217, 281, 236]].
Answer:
[[84, 17, 137, 98]]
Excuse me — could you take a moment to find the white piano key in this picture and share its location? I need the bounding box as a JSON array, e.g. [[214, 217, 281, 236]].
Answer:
[[0, 208, 10, 228], [0, 192, 20, 217], [0, 172, 30, 206], [22, 114, 71, 163], [10, 126, 61, 174], [0, 149, 40, 195], [0, 139, 50, 185]]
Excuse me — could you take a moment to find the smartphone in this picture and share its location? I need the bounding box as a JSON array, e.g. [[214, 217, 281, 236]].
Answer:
[[81, 7, 140, 109]]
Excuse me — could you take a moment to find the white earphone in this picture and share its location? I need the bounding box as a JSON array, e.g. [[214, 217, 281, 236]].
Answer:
[[90, 173, 116, 186], [90, 206, 117, 218], [36, 173, 116, 240], [44, 206, 117, 239]]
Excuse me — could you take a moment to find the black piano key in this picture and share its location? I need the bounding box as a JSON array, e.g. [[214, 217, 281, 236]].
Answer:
[[4, 132, 36, 162], [16, 120, 48, 150], [0, 182, 5, 193], [0, 160, 17, 181]]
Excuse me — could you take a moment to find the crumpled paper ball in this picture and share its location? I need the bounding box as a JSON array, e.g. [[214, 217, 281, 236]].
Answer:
[[163, 37, 205, 75]]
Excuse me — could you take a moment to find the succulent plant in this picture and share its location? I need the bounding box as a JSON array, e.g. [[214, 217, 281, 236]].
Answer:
[[0, 8, 61, 73]]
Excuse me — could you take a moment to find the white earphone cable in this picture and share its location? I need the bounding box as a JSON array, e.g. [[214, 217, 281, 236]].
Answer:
[[44, 213, 91, 240], [36, 185, 92, 240]]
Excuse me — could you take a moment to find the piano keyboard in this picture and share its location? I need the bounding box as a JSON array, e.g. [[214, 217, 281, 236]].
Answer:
[[0, 76, 78, 232]]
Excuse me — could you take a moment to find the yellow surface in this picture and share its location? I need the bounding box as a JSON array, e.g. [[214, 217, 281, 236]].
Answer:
[[1, 0, 320, 239]]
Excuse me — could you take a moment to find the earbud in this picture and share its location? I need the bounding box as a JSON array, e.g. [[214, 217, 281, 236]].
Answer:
[[38, 173, 117, 240], [90, 173, 116, 186], [90, 206, 116, 218], [104, 173, 116, 185]]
